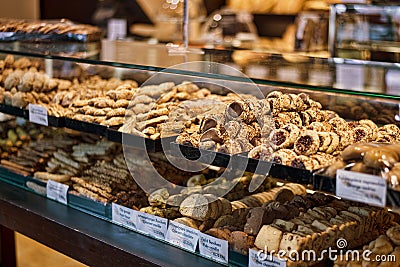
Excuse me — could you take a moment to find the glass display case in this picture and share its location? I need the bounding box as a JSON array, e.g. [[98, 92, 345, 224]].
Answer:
[[330, 3, 400, 62], [0, 40, 400, 266]]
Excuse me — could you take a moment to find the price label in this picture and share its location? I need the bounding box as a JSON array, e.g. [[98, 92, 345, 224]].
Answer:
[[111, 203, 138, 230], [29, 104, 48, 126], [336, 169, 387, 207], [165, 221, 200, 252], [199, 233, 228, 264], [136, 212, 168, 240], [249, 249, 286, 267], [46, 180, 68, 205]]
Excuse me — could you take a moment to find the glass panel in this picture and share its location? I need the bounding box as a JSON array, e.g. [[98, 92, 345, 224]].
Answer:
[[0, 40, 399, 99]]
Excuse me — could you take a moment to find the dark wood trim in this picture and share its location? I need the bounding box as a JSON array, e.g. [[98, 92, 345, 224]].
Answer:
[[0, 226, 16, 267]]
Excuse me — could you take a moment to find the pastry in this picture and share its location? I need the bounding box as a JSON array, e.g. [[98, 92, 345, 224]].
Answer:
[[325, 132, 340, 154], [271, 149, 297, 165], [173, 217, 200, 230], [179, 194, 211, 221], [341, 143, 379, 161], [254, 225, 283, 252], [329, 117, 348, 132], [269, 128, 291, 149], [294, 130, 320, 156], [386, 225, 400, 245]]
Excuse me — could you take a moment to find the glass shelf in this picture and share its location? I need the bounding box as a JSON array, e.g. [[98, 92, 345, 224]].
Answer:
[[0, 39, 399, 100]]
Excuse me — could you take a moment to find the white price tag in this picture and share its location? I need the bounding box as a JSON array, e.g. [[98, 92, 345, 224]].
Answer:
[[107, 19, 127, 40], [111, 203, 138, 230], [249, 249, 286, 267], [165, 221, 200, 252], [336, 169, 387, 207], [136, 212, 168, 240], [199, 233, 228, 264], [46, 180, 68, 205], [29, 104, 48, 126]]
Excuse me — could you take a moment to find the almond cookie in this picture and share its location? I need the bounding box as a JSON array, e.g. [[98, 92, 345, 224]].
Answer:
[[282, 123, 301, 145], [305, 108, 325, 123], [299, 111, 312, 126], [248, 145, 274, 161], [359, 119, 378, 140], [271, 149, 297, 165], [306, 122, 327, 132], [310, 153, 334, 168], [278, 112, 303, 127], [336, 131, 354, 151], [294, 130, 320, 156], [352, 126, 372, 143], [329, 117, 348, 132], [174, 217, 200, 230], [269, 128, 291, 149], [273, 117, 287, 129], [325, 132, 340, 154], [318, 132, 332, 152], [322, 110, 339, 121], [102, 117, 125, 126], [114, 99, 130, 108], [106, 107, 126, 119], [288, 93, 306, 111]]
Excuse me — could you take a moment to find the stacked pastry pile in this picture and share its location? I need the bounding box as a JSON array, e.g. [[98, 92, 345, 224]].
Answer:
[[0, 55, 139, 118], [316, 93, 400, 125], [2, 128, 80, 176], [0, 120, 31, 160], [121, 81, 232, 140], [176, 94, 272, 153], [0, 18, 101, 36], [170, 184, 306, 256], [65, 81, 138, 126], [324, 143, 400, 191], [251, 91, 400, 171], [139, 172, 277, 220], [250, 193, 394, 266], [72, 155, 148, 208], [334, 225, 400, 267], [30, 139, 148, 208]]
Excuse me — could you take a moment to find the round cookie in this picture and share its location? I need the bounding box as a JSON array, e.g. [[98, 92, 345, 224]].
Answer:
[[318, 132, 332, 152], [299, 111, 312, 126], [329, 117, 348, 132], [282, 123, 301, 145], [325, 132, 340, 154], [294, 130, 320, 156], [272, 149, 297, 165], [269, 129, 291, 149]]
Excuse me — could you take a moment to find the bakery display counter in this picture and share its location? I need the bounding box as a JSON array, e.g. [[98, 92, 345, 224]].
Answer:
[[0, 41, 400, 266]]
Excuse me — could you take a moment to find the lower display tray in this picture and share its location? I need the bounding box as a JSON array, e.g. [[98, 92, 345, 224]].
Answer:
[[68, 192, 111, 218], [170, 143, 313, 185], [0, 165, 27, 186]]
